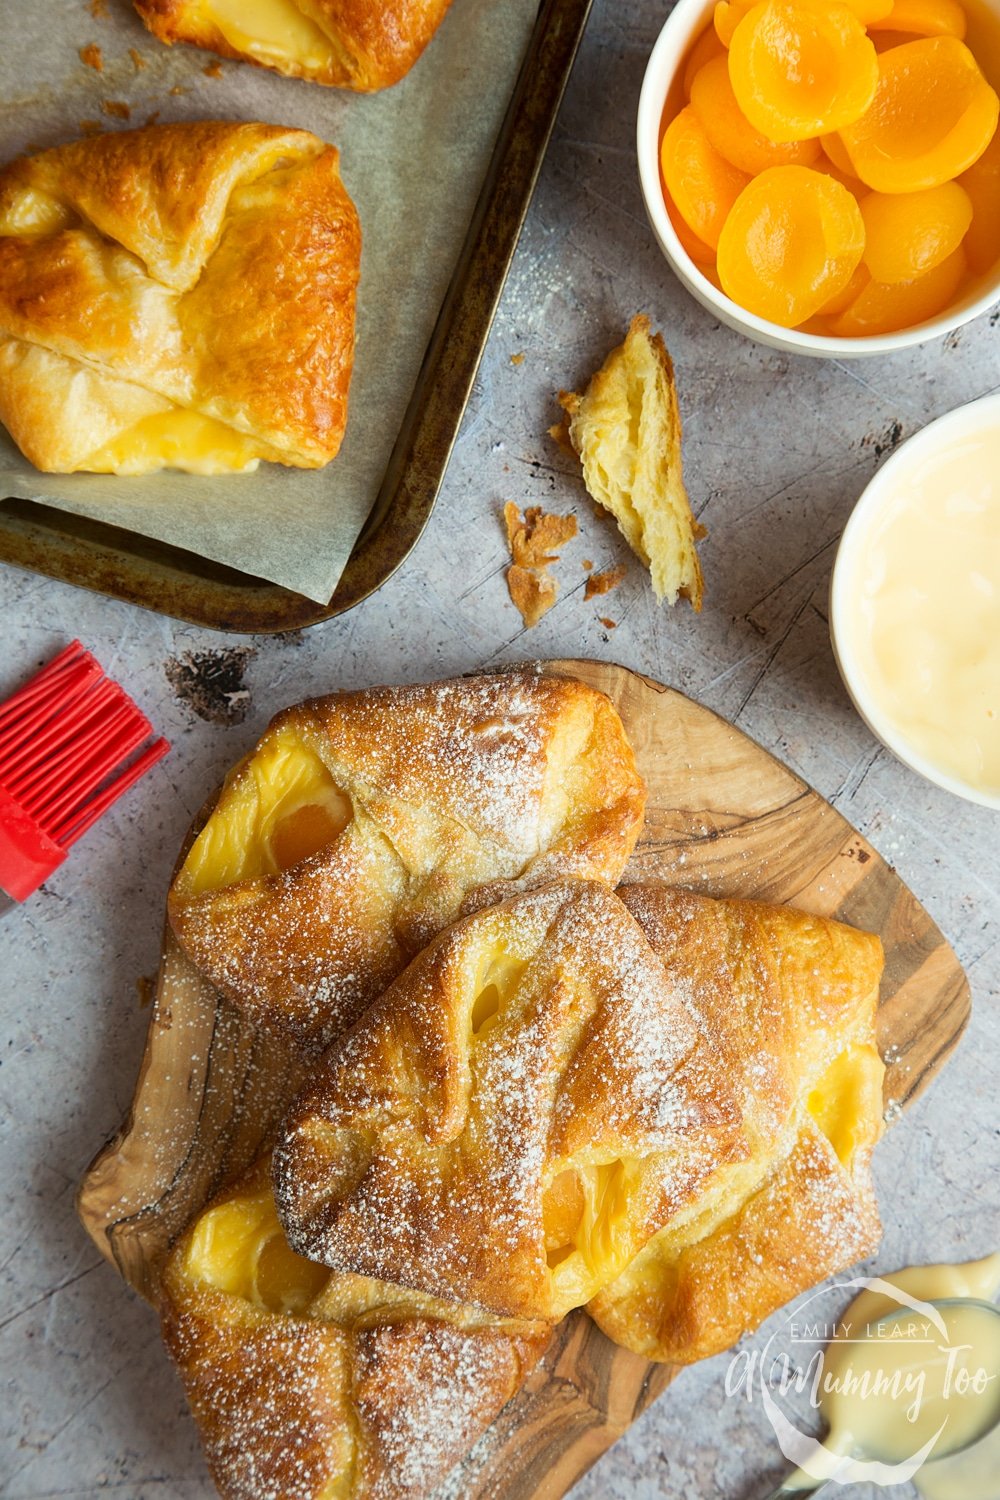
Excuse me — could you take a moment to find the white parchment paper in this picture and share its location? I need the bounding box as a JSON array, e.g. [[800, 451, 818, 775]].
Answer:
[[0, 0, 540, 603]]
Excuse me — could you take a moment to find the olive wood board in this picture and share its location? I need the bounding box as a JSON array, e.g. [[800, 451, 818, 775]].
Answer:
[[78, 658, 971, 1499]]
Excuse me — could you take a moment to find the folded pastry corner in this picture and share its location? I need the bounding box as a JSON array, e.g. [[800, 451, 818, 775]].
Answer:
[[134, 0, 455, 91], [160, 1158, 550, 1500], [273, 878, 748, 1322], [167, 672, 646, 1050], [588, 883, 885, 1364], [0, 121, 360, 475]]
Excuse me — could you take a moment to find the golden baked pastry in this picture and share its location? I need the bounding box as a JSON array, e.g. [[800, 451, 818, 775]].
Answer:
[[160, 1158, 550, 1500], [168, 672, 646, 1051], [0, 122, 360, 474], [273, 879, 747, 1321], [134, 0, 454, 91], [588, 883, 885, 1363], [274, 879, 883, 1350], [556, 315, 706, 608]]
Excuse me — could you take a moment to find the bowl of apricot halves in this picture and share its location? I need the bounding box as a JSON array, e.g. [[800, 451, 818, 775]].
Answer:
[[638, 0, 1000, 354]]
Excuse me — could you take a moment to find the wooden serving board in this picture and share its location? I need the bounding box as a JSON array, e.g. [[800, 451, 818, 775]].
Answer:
[[78, 659, 971, 1498]]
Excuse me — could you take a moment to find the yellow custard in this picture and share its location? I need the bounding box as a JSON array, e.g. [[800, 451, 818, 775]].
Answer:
[[783, 1253, 1000, 1494], [834, 400, 1000, 802]]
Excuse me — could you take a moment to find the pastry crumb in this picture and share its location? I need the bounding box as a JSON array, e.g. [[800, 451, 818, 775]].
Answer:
[[582, 559, 593, 571], [503, 502, 577, 628], [79, 43, 103, 71], [88, 0, 109, 17], [510, 352, 525, 366], [600, 617, 618, 629], [130, 48, 148, 70], [585, 564, 626, 601], [170, 84, 188, 96], [203, 61, 224, 77], [101, 99, 131, 119], [556, 314, 705, 609], [508, 564, 557, 628]]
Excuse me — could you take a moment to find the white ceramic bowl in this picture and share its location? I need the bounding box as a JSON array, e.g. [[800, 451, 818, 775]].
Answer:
[[830, 393, 1000, 810], [636, 0, 1000, 357]]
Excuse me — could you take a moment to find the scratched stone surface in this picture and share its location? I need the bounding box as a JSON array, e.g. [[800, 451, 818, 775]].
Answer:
[[2, 2, 999, 1498]]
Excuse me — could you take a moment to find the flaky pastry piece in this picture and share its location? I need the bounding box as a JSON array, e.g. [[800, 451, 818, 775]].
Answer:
[[168, 672, 646, 1052], [588, 884, 885, 1364], [134, 0, 453, 91], [0, 122, 359, 474], [556, 315, 705, 608], [160, 1158, 550, 1500], [274, 879, 747, 1323]]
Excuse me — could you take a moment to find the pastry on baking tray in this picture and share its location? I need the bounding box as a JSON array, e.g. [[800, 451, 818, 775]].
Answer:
[[134, 0, 454, 91], [274, 878, 884, 1348], [556, 314, 706, 609], [0, 121, 360, 474], [588, 883, 885, 1364], [160, 1157, 550, 1500], [168, 672, 646, 1051]]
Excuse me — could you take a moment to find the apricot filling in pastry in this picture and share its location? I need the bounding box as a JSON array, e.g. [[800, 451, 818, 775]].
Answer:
[[161, 1159, 551, 1500], [168, 673, 646, 1050], [134, 0, 455, 92], [0, 122, 360, 475]]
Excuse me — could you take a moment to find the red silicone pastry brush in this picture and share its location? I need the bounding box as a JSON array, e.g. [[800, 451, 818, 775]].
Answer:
[[0, 640, 169, 906]]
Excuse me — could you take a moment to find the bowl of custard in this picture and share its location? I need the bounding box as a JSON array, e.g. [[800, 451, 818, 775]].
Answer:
[[831, 393, 1000, 808]]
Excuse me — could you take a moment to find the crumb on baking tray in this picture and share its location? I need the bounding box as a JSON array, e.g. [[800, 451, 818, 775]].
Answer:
[[600, 617, 618, 629], [80, 43, 103, 71], [503, 501, 577, 628], [101, 99, 131, 119], [88, 0, 109, 17], [510, 352, 525, 366], [204, 62, 224, 77], [130, 48, 148, 70]]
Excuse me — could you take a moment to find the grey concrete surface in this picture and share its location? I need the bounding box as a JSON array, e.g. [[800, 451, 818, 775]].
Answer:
[[1, 2, 998, 1498]]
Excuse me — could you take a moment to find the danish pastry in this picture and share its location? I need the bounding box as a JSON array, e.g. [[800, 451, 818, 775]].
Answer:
[[0, 122, 360, 474], [273, 879, 748, 1321], [274, 879, 884, 1350], [588, 883, 885, 1363], [134, 0, 454, 91], [160, 1158, 550, 1500], [168, 672, 646, 1051]]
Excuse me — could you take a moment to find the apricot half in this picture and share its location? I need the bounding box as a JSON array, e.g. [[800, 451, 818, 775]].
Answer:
[[683, 25, 726, 96], [861, 183, 973, 281], [717, 165, 866, 324], [829, 245, 967, 332], [661, 106, 750, 248], [868, 0, 967, 38], [691, 56, 822, 173], [729, 0, 879, 142], [960, 130, 1000, 273], [840, 37, 999, 191]]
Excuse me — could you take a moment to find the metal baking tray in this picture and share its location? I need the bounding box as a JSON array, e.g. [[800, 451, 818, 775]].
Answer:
[[0, 0, 592, 633]]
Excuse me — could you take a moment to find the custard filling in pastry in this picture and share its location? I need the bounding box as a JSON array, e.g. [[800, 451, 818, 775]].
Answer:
[[203, 0, 337, 72], [168, 673, 646, 1050], [134, 0, 455, 92], [0, 122, 361, 475]]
